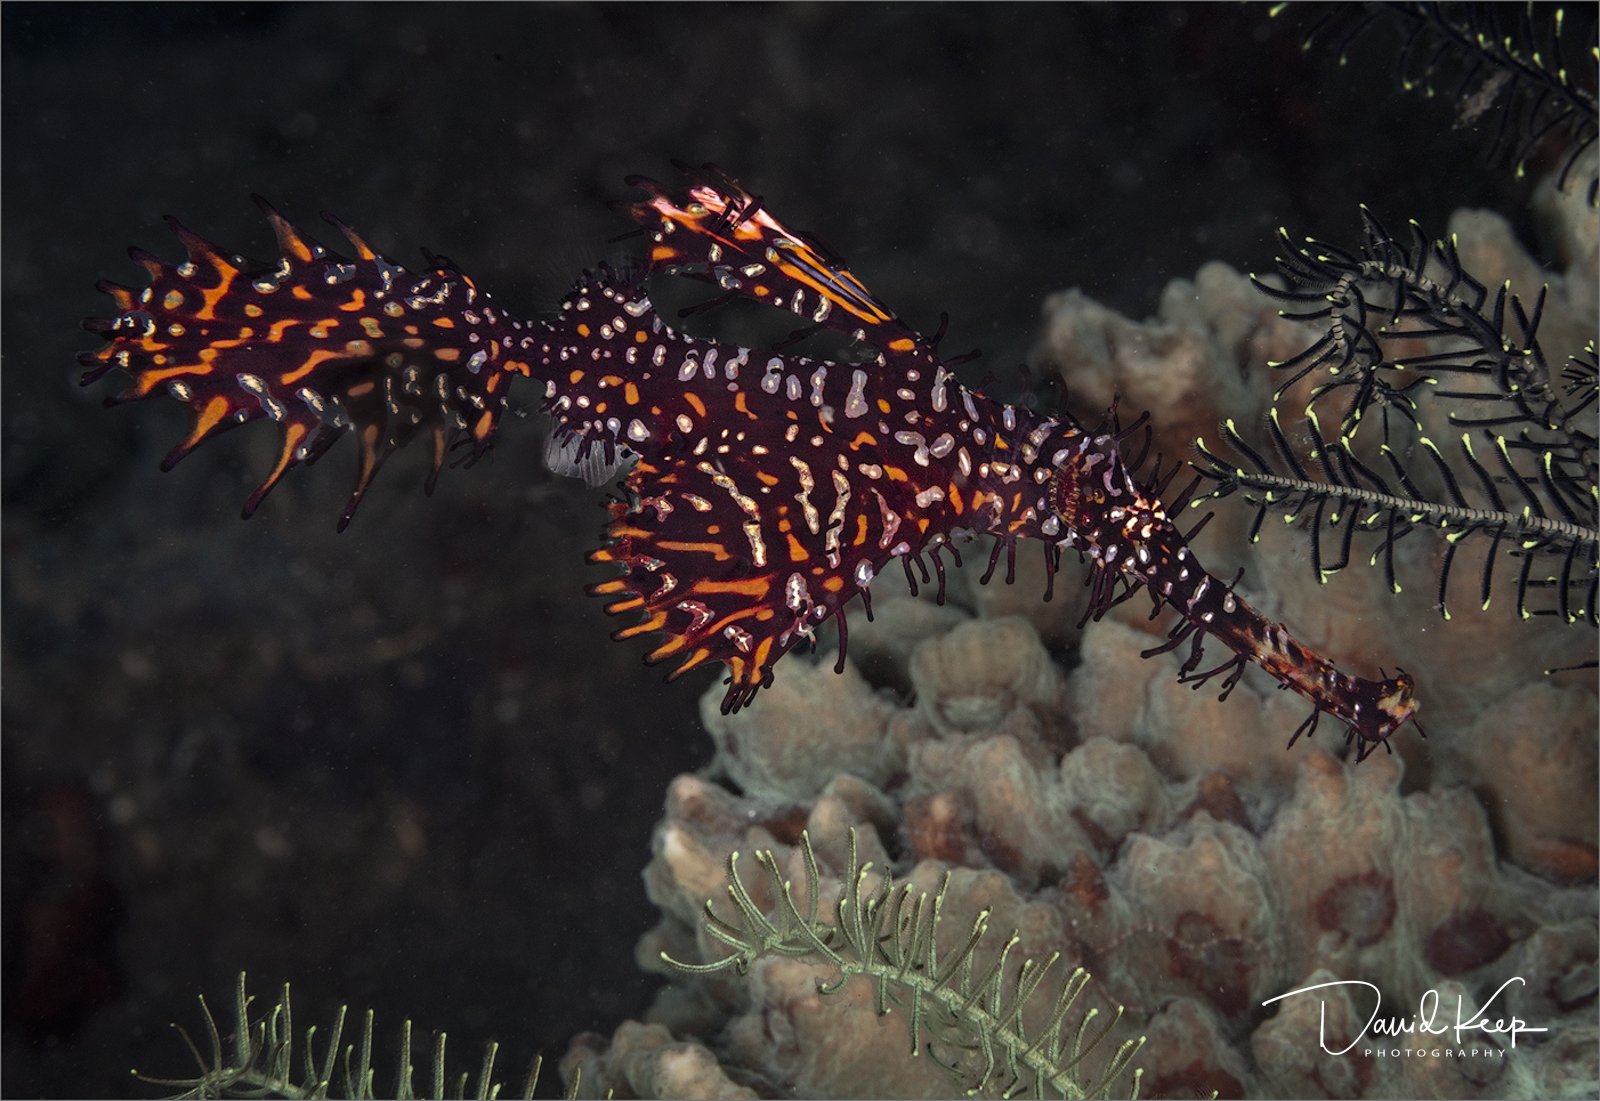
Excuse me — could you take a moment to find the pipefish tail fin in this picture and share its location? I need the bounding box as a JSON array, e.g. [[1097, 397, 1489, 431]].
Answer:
[[81, 201, 541, 529]]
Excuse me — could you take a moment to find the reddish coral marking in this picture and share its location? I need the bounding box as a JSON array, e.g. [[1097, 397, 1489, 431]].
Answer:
[[1314, 871, 1396, 947], [1426, 910, 1511, 975]]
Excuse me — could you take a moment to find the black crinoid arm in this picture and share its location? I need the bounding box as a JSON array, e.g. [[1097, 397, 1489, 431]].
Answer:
[[1193, 207, 1599, 630], [1294, 2, 1599, 204]]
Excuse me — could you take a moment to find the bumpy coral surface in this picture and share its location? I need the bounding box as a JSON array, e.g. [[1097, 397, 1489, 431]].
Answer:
[[563, 191, 1597, 1099]]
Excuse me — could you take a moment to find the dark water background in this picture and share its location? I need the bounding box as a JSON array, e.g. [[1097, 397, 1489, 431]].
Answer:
[[1, 3, 1535, 1096]]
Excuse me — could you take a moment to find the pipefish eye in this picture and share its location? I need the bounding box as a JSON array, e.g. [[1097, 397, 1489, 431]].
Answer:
[[1047, 462, 1081, 524]]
